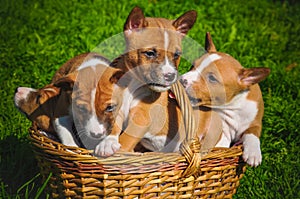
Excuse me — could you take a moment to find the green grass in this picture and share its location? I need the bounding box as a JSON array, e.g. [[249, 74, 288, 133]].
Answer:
[[1, 0, 299, 198]]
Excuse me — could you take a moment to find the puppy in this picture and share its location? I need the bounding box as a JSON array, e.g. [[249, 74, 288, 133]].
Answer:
[[54, 60, 125, 151], [96, 6, 197, 156], [14, 84, 73, 143], [180, 32, 271, 166], [14, 52, 123, 147]]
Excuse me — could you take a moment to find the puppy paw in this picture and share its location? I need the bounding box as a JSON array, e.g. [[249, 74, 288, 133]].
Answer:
[[242, 134, 262, 167], [94, 135, 121, 157]]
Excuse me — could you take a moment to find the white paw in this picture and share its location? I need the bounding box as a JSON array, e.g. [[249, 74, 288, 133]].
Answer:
[[94, 135, 121, 157], [242, 134, 262, 167]]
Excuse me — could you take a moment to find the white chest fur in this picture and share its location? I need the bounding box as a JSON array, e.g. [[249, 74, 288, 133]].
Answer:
[[214, 91, 258, 147]]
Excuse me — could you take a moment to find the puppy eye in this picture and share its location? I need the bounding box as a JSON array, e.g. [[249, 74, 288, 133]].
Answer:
[[144, 50, 157, 58], [207, 73, 219, 83], [36, 95, 41, 104], [174, 50, 181, 60], [105, 104, 117, 112]]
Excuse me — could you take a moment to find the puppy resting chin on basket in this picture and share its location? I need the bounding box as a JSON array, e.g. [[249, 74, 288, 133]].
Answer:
[[14, 52, 125, 149], [180, 32, 271, 167]]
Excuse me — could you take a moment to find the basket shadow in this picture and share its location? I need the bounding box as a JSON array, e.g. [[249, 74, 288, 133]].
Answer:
[[0, 134, 43, 196]]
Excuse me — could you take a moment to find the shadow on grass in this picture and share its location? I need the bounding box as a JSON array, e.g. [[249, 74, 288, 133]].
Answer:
[[0, 134, 45, 198]]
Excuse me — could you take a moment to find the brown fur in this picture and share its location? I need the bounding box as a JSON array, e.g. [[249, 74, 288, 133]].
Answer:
[[105, 7, 197, 153]]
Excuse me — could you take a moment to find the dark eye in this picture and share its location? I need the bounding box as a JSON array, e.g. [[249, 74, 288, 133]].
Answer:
[[174, 50, 181, 60], [105, 104, 117, 112], [207, 73, 219, 83], [144, 49, 157, 58], [36, 95, 41, 104]]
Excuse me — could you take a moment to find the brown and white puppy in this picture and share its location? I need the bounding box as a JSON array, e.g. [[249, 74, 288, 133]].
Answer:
[[14, 84, 73, 143], [180, 32, 271, 166], [56, 63, 125, 151], [96, 6, 197, 156], [14, 53, 123, 147]]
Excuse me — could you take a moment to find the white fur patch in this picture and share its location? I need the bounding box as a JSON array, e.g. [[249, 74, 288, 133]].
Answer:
[[196, 53, 221, 74], [53, 116, 78, 147], [94, 135, 121, 157], [181, 54, 221, 87], [77, 58, 108, 71], [162, 31, 176, 75], [162, 58, 176, 76], [214, 91, 258, 146], [140, 132, 167, 152], [164, 31, 169, 50], [84, 88, 107, 136], [242, 134, 262, 167]]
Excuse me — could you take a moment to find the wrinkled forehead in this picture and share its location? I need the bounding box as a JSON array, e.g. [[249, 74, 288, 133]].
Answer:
[[191, 52, 243, 81], [192, 53, 223, 74], [126, 27, 182, 51]]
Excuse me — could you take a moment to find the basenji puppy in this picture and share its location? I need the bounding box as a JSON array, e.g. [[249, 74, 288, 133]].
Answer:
[[95, 6, 197, 156], [14, 52, 124, 148], [180, 32, 271, 167]]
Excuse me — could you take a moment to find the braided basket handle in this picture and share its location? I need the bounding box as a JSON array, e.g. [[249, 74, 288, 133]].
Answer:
[[170, 80, 202, 178]]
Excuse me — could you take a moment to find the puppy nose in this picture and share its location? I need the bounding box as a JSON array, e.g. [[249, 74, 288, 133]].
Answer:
[[164, 72, 176, 82], [179, 78, 188, 88]]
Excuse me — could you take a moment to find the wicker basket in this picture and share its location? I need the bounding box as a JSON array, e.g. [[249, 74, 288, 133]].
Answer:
[[29, 81, 247, 199]]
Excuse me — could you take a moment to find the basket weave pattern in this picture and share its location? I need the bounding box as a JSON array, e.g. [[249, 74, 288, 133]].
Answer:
[[29, 81, 246, 198]]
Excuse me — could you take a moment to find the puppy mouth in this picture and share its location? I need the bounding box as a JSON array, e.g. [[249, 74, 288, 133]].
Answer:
[[147, 83, 171, 92], [188, 96, 202, 106], [147, 83, 170, 88]]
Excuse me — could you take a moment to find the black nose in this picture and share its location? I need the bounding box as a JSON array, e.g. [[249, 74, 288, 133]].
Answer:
[[164, 72, 176, 82], [179, 78, 188, 87]]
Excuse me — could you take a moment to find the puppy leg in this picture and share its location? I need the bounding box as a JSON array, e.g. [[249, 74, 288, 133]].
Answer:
[[242, 133, 262, 167], [94, 124, 122, 157], [94, 135, 121, 157], [53, 116, 78, 147]]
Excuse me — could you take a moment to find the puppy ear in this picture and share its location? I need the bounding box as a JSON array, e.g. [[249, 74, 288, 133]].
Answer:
[[205, 32, 217, 53], [172, 10, 197, 36], [239, 67, 271, 87], [110, 70, 129, 87], [37, 85, 60, 104], [124, 6, 147, 33], [54, 73, 77, 91]]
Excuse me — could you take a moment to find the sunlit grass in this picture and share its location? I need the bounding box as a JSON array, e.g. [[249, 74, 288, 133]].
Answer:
[[0, 0, 299, 198]]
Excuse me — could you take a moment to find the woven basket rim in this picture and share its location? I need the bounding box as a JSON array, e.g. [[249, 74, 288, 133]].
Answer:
[[29, 129, 243, 167]]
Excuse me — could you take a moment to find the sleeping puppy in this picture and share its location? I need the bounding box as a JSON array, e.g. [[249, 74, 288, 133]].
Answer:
[[180, 32, 271, 166]]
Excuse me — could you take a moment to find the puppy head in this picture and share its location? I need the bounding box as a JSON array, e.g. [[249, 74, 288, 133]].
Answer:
[[14, 85, 61, 132], [56, 65, 125, 144], [122, 6, 197, 92], [181, 32, 271, 107]]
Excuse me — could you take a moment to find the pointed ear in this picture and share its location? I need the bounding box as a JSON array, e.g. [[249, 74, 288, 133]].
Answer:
[[124, 6, 147, 33], [239, 67, 271, 87], [54, 72, 77, 91], [110, 70, 124, 83], [205, 32, 217, 53], [172, 10, 197, 36]]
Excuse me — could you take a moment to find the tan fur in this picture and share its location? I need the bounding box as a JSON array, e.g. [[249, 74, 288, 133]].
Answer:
[[14, 52, 117, 138], [181, 32, 271, 166], [106, 7, 197, 153]]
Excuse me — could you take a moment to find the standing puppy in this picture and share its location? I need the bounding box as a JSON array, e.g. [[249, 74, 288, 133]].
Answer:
[[180, 32, 270, 167], [95, 7, 197, 156]]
